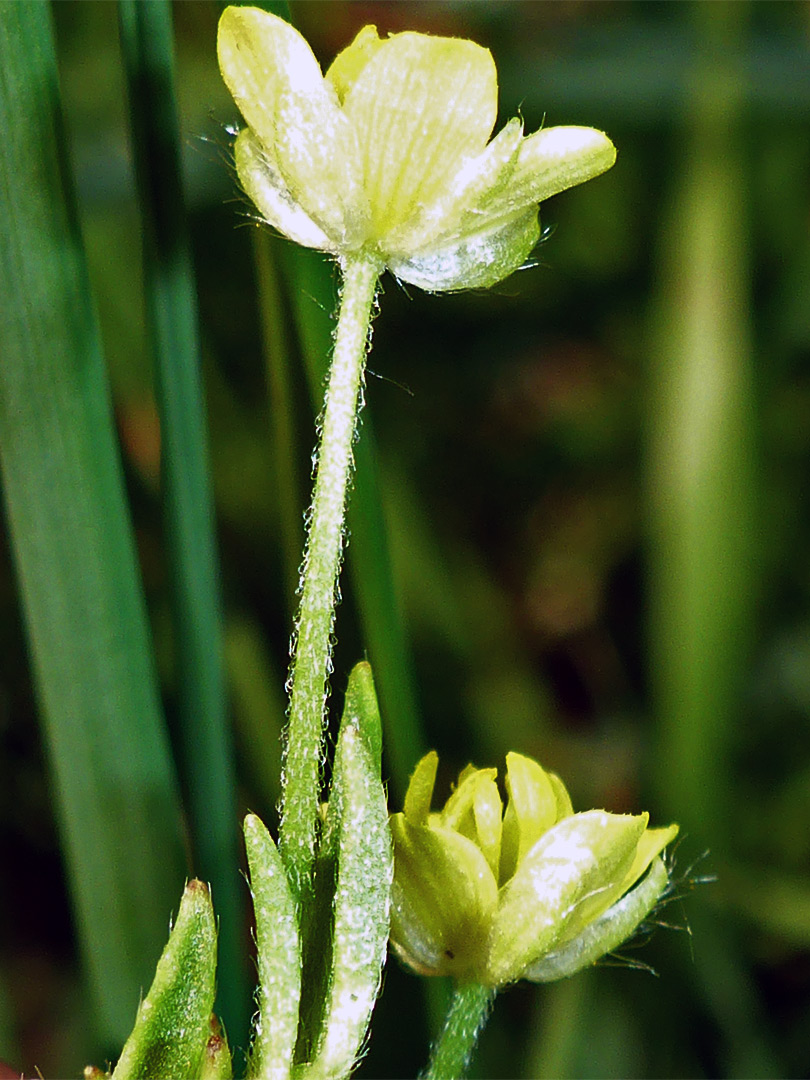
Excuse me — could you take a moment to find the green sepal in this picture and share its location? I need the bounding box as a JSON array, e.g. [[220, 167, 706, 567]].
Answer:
[[387, 207, 540, 292], [390, 814, 497, 979], [486, 811, 647, 986], [111, 880, 218, 1080], [554, 822, 679, 947], [199, 1017, 233, 1080], [303, 662, 393, 1079], [244, 813, 301, 1080], [523, 855, 671, 982]]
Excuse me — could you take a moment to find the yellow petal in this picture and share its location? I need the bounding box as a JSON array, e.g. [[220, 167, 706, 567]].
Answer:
[[403, 750, 438, 824], [273, 88, 368, 250], [219, 7, 366, 248], [486, 125, 617, 217], [440, 765, 498, 830], [499, 752, 560, 884], [342, 31, 498, 238], [385, 118, 524, 255], [547, 770, 574, 821], [326, 25, 384, 104], [473, 776, 503, 879], [234, 129, 333, 251], [218, 7, 324, 154], [615, 823, 679, 899], [456, 763, 478, 786], [438, 767, 502, 878]]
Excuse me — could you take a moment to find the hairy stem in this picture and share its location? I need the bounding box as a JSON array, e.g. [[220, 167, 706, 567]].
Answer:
[[423, 982, 497, 1080], [280, 254, 381, 903]]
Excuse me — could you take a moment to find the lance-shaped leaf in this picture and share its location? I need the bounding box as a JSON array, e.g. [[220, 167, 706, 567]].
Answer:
[[111, 880, 218, 1080], [305, 663, 393, 1079], [244, 813, 301, 1080]]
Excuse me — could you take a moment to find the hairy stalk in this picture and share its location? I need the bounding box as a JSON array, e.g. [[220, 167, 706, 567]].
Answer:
[[280, 254, 381, 903], [423, 982, 497, 1080]]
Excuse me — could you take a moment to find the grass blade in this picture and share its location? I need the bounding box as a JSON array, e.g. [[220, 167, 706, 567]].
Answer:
[[254, 230, 304, 609], [0, 3, 185, 1050], [646, 2, 758, 847], [117, 0, 245, 1042]]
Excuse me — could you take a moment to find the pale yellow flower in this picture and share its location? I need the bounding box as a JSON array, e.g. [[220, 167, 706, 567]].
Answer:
[[218, 8, 616, 290]]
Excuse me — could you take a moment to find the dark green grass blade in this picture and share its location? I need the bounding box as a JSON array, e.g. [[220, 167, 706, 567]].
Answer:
[[278, 244, 425, 799], [117, 0, 245, 1045], [254, 230, 304, 608], [0, 3, 185, 1050]]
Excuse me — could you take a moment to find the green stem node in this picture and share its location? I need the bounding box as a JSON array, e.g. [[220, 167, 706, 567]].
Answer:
[[424, 982, 497, 1080], [280, 254, 381, 902]]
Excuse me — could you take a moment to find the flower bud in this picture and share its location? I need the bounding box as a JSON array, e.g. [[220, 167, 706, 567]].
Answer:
[[390, 751, 678, 987]]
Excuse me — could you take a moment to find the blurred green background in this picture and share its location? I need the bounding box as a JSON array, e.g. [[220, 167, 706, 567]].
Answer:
[[1, 1, 809, 1077]]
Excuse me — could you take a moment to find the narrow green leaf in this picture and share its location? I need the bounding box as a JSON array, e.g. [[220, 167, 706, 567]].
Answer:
[[117, 0, 244, 1041], [305, 663, 393, 1080], [112, 880, 218, 1080], [244, 813, 301, 1080], [0, 2, 185, 1047]]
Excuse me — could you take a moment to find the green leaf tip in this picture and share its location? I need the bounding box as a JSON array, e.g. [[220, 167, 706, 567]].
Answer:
[[111, 880, 218, 1080], [341, 661, 383, 769]]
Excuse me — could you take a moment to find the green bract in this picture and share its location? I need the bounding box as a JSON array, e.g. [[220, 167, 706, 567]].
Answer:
[[390, 752, 678, 987], [217, 8, 617, 291]]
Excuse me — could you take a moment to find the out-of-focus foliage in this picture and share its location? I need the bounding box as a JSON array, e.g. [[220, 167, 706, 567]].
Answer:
[[0, 2, 809, 1078]]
